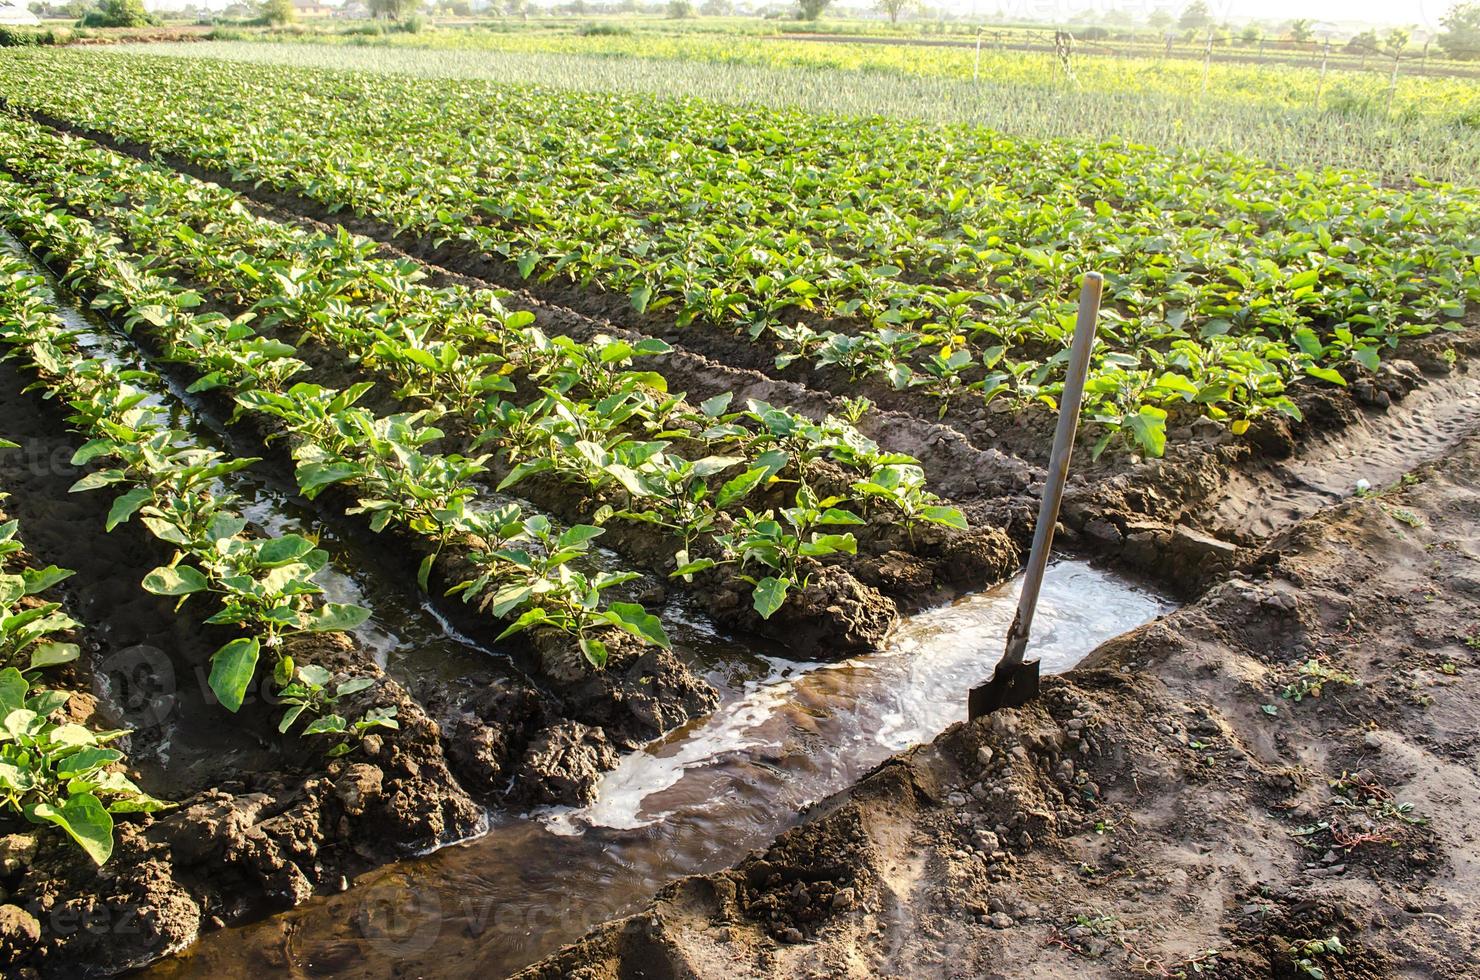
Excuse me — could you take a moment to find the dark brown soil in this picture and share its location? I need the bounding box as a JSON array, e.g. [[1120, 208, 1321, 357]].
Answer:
[[514, 427, 1480, 980]]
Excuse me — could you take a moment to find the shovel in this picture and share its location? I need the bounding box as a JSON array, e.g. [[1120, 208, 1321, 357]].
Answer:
[[969, 271, 1104, 720]]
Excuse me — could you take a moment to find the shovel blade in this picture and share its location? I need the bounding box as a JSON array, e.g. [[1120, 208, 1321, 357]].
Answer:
[[968, 659, 1040, 720]]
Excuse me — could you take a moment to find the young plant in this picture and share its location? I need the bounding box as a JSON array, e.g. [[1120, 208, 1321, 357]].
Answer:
[[0, 667, 168, 865]]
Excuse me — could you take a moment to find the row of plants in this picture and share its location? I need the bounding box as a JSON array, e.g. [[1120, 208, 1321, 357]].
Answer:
[[0, 52, 1474, 456], [0, 118, 968, 629], [0, 468, 164, 866], [0, 252, 403, 758], [0, 176, 681, 669]]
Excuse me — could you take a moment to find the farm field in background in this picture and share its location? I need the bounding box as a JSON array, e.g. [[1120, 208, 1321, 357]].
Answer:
[[127, 34, 1480, 182], [0, 23, 1477, 980]]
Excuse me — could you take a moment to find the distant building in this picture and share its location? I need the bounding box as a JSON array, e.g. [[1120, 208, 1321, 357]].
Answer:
[[291, 0, 334, 15], [0, 0, 40, 25], [336, 0, 369, 16]]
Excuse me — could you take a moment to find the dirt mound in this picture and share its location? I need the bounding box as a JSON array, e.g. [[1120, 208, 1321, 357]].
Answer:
[[514, 430, 1480, 978]]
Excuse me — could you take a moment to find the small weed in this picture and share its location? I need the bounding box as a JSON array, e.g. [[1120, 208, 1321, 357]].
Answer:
[[1381, 503, 1425, 528], [1291, 934, 1347, 978], [1282, 660, 1358, 702], [1048, 911, 1220, 976]]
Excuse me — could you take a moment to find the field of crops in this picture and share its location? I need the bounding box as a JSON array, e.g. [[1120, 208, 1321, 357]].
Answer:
[[138, 30, 1480, 183], [5, 48, 1477, 460], [0, 30, 1477, 980]]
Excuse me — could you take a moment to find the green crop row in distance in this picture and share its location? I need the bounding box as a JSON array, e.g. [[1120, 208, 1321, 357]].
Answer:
[[0, 50, 1474, 460]]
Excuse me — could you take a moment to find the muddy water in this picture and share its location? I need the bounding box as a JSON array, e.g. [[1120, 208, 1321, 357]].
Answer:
[[140, 561, 1172, 979]]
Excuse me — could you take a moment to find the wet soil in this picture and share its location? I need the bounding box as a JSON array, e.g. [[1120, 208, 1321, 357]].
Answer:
[[517, 426, 1480, 979]]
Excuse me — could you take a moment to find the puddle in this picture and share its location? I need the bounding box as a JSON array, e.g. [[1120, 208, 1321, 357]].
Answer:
[[138, 560, 1173, 979]]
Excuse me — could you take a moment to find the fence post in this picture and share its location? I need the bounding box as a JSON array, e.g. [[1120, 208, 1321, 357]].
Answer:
[[1200, 29, 1213, 99], [974, 27, 982, 83], [1257, 37, 1265, 63], [1315, 39, 1330, 107], [1387, 51, 1401, 114]]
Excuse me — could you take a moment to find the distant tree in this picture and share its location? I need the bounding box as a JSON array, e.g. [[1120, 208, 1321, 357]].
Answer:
[[368, 0, 416, 17], [260, 0, 294, 24], [1287, 18, 1313, 44], [1146, 9, 1172, 32], [698, 0, 729, 13], [1239, 24, 1261, 45], [78, 0, 151, 26], [667, 0, 692, 15], [1346, 27, 1377, 53], [1384, 27, 1410, 54], [502, 0, 527, 15], [1438, 2, 1480, 60], [797, 0, 827, 20], [876, 0, 916, 24], [1178, 0, 1210, 31]]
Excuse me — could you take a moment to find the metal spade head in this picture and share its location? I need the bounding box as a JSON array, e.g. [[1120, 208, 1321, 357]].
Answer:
[[968, 658, 1040, 720]]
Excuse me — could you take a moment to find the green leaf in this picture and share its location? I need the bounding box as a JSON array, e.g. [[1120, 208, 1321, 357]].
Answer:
[[920, 505, 968, 530], [486, 583, 533, 618], [29, 642, 80, 671], [1124, 406, 1168, 458], [699, 392, 733, 418], [1286, 269, 1320, 291], [1291, 327, 1323, 357], [670, 557, 717, 578], [717, 465, 770, 509], [209, 637, 260, 713], [21, 566, 74, 596], [605, 602, 671, 650], [296, 461, 361, 498], [495, 607, 550, 641], [255, 534, 317, 566], [0, 668, 27, 715], [579, 636, 608, 669], [33, 792, 113, 866], [105, 486, 152, 531], [69, 469, 124, 493], [1305, 365, 1347, 387], [57, 746, 121, 781], [335, 676, 376, 698], [301, 603, 371, 633], [629, 284, 653, 315], [497, 458, 553, 491], [141, 565, 209, 597], [417, 553, 435, 592], [751, 577, 790, 620], [817, 507, 865, 526], [278, 702, 307, 734], [303, 714, 347, 735], [557, 525, 605, 549]]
